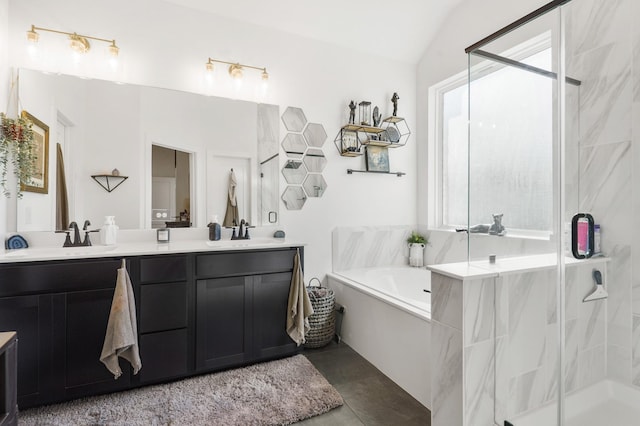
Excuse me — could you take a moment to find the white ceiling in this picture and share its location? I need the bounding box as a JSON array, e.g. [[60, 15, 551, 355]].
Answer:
[[162, 0, 464, 63]]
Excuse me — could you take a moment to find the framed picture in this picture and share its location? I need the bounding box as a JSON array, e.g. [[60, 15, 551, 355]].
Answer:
[[21, 110, 49, 194], [365, 145, 390, 172]]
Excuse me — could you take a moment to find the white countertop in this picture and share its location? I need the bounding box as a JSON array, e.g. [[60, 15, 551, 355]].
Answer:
[[0, 238, 304, 263]]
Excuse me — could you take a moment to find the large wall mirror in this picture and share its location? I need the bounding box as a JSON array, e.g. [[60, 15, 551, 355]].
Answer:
[[16, 68, 279, 231]]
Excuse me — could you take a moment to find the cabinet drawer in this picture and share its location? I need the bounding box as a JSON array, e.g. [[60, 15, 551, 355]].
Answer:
[[0, 259, 122, 297], [139, 282, 188, 333], [196, 249, 297, 278], [139, 329, 188, 383], [139, 255, 187, 283]]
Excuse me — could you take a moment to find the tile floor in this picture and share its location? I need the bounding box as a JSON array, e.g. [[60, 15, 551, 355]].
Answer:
[[298, 342, 431, 425]]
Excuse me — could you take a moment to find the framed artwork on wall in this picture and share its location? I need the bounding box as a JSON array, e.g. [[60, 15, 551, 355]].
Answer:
[[21, 110, 49, 194], [365, 145, 390, 172]]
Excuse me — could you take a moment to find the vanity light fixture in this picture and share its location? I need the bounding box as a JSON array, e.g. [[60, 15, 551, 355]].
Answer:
[[26, 25, 120, 57], [205, 58, 269, 82]]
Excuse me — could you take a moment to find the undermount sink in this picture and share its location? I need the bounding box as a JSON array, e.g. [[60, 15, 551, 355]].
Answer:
[[205, 238, 286, 248]]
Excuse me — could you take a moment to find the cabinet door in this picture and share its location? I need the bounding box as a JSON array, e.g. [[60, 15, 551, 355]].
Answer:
[[52, 289, 131, 400], [253, 272, 298, 359], [0, 295, 52, 409], [196, 277, 252, 371]]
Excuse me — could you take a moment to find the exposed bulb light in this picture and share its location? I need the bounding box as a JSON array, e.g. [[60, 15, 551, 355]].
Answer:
[[26, 26, 39, 44], [69, 33, 90, 54], [228, 63, 243, 80], [204, 58, 269, 89], [26, 24, 120, 65], [108, 41, 119, 57]]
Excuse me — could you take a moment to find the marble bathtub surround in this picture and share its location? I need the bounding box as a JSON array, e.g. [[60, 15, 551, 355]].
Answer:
[[429, 257, 608, 426], [331, 226, 413, 271]]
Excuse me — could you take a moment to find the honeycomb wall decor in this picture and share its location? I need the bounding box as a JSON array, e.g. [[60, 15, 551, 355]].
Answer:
[[281, 107, 328, 210]]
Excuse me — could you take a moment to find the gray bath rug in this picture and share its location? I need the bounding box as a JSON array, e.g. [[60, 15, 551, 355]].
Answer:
[[19, 354, 343, 425]]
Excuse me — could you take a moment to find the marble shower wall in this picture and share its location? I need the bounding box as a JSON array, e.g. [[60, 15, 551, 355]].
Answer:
[[431, 259, 607, 426], [566, 0, 637, 388]]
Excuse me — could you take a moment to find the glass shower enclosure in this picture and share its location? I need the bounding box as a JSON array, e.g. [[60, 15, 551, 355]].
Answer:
[[464, 0, 638, 425]]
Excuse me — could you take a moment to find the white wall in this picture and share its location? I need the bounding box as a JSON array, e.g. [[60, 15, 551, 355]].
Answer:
[[5, 0, 417, 280], [416, 0, 550, 232]]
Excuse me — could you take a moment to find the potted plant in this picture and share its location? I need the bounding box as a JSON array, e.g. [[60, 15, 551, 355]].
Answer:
[[407, 231, 427, 267], [0, 112, 37, 198]]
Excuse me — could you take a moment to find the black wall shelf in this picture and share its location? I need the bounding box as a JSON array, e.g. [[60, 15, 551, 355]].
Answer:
[[91, 174, 128, 192], [347, 169, 405, 177]]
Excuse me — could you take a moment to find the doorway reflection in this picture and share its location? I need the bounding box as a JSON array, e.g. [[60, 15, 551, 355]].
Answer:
[[151, 145, 191, 228]]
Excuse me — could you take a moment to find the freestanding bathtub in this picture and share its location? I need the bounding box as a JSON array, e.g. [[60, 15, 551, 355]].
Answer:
[[327, 266, 431, 409]]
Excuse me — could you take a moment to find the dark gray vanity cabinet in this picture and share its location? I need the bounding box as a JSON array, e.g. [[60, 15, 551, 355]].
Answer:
[[194, 248, 299, 372], [0, 295, 51, 409], [135, 255, 191, 384], [0, 258, 126, 408], [0, 246, 302, 409]]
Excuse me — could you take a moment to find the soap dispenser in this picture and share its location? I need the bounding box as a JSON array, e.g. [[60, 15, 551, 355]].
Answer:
[[100, 216, 118, 245], [208, 215, 221, 241]]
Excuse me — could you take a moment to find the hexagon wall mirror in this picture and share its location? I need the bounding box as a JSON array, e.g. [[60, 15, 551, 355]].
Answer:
[[303, 148, 327, 173], [281, 107, 307, 132], [282, 133, 307, 158], [282, 186, 307, 210], [282, 160, 307, 184], [303, 174, 327, 198], [303, 123, 327, 147]]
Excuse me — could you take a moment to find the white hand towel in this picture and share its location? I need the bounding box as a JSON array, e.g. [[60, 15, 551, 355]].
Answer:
[[286, 249, 314, 346], [100, 259, 142, 379]]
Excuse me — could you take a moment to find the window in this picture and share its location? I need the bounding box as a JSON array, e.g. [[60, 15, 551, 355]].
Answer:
[[430, 41, 553, 235]]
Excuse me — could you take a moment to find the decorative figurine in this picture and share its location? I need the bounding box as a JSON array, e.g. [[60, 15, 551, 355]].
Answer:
[[488, 213, 506, 236], [469, 214, 506, 236], [348, 100, 356, 124], [372, 106, 381, 127], [391, 92, 400, 116]]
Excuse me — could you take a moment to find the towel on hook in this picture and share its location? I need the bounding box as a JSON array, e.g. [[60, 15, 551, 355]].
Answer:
[[286, 249, 314, 346], [223, 169, 240, 227], [100, 259, 142, 379]]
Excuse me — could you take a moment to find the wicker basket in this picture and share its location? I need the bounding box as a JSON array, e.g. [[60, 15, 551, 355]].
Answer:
[[304, 278, 336, 348]]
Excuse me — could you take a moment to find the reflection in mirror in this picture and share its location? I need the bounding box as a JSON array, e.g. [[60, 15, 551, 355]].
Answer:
[[282, 160, 307, 184], [207, 155, 252, 227], [302, 174, 327, 198], [303, 148, 327, 173], [282, 186, 306, 210], [257, 104, 280, 226], [17, 68, 279, 231], [282, 134, 307, 158], [281, 107, 307, 132], [152, 145, 191, 228], [302, 123, 327, 147], [260, 155, 279, 225]]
